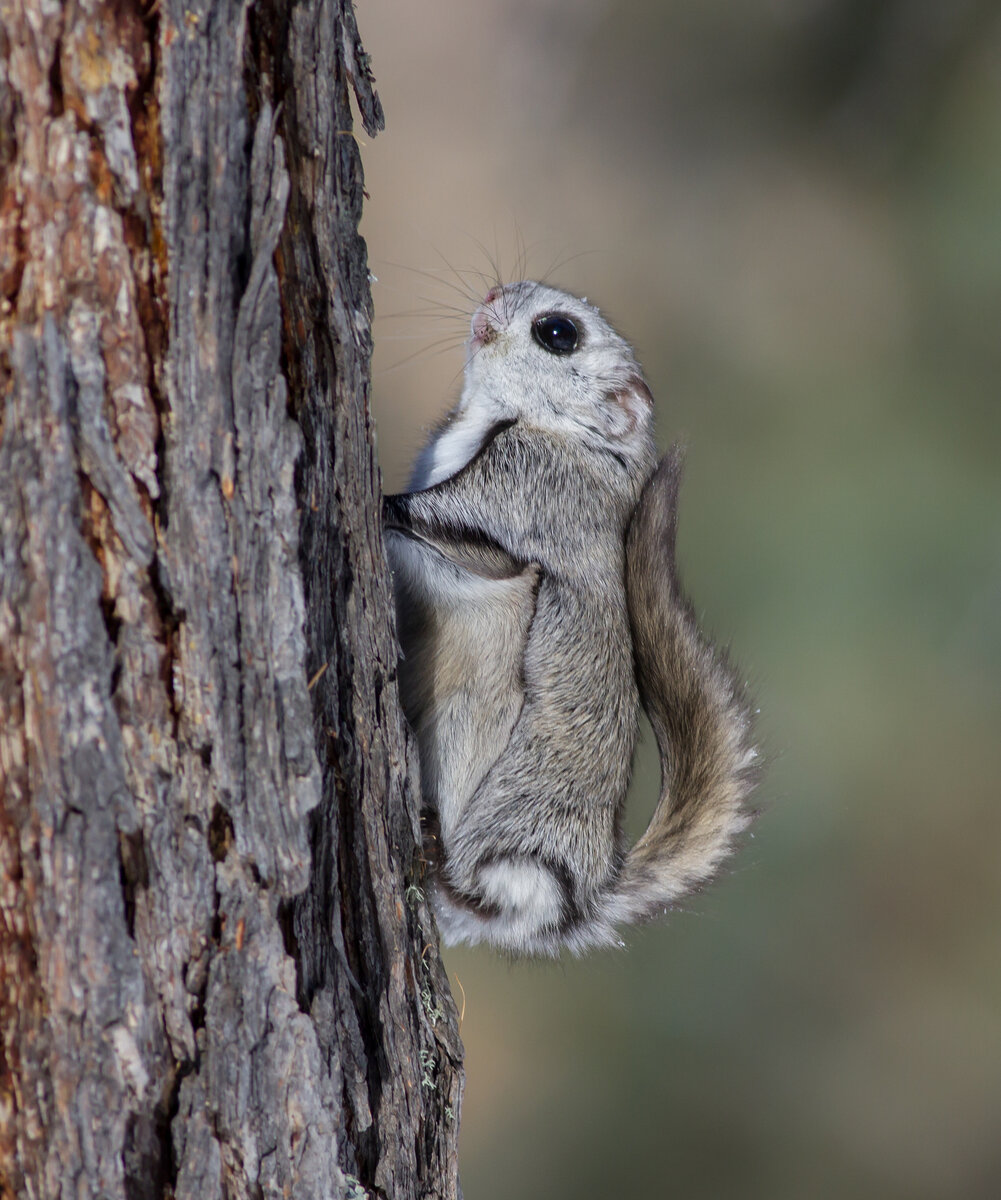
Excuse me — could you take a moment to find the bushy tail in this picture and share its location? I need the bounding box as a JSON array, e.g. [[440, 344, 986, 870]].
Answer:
[[605, 448, 759, 928]]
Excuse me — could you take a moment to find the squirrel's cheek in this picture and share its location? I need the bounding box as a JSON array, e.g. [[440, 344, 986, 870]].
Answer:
[[606, 375, 654, 434]]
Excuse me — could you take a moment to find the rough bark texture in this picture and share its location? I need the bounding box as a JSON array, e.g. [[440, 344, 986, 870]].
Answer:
[[0, 2, 462, 1197]]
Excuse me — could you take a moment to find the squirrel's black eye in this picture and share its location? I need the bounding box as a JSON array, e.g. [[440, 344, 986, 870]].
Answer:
[[532, 314, 579, 355]]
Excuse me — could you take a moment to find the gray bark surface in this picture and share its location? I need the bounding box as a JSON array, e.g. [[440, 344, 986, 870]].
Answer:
[[0, 2, 462, 1197]]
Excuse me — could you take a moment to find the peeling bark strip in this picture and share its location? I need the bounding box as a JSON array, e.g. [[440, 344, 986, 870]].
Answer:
[[1, 2, 463, 1198]]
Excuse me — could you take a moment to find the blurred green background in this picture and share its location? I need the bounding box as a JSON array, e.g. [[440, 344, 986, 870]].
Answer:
[[360, 2, 1001, 1196]]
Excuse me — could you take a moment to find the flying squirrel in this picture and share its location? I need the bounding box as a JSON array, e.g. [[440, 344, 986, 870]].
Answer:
[[383, 281, 759, 956]]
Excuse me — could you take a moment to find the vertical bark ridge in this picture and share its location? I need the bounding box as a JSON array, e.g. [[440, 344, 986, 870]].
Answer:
[[249, 2, 465, 1195]]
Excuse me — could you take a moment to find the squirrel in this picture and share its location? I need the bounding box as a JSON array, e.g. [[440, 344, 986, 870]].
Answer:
[[383, 281, 758, 956]]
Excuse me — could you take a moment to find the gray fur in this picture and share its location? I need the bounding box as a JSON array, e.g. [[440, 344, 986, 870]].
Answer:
[[384, 282, 757, 955]]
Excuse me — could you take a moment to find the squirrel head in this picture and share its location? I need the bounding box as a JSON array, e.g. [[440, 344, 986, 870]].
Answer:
[[462, 281, 655, 470]]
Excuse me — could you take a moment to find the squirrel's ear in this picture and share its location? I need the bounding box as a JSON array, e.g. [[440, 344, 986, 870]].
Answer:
[[608, 374, 654, 432]]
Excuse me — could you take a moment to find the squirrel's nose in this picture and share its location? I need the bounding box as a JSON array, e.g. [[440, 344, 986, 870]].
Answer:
[[470, 306, 497, 347]]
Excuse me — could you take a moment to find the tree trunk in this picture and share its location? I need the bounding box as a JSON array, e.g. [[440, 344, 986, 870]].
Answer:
[[0, 2, 463, 1197]]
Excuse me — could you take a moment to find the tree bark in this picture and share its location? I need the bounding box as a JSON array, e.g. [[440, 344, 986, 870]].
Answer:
[[0, 2, 463, 1197]]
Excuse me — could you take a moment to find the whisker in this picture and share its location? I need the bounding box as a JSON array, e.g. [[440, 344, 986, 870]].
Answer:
[[539, 247, 600, 289], [430, 247, 487, 307], [378, 259, 480, 308], [388, 332, 466, 354], [480, 232, 506, 291], [466, 232, 512, 321], [379, 303, 470, 323], [379, 300, 470, 318], [462, 242, 500, 298], [442, 352, 472, 392], [513, 229, 529, 286], [377, 331, 466, 342], [413, 296, 475, 320], [376, 336, 468, 377]]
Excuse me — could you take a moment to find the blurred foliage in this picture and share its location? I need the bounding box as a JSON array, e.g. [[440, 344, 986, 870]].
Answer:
[[361, 1, 1001, 1196]]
